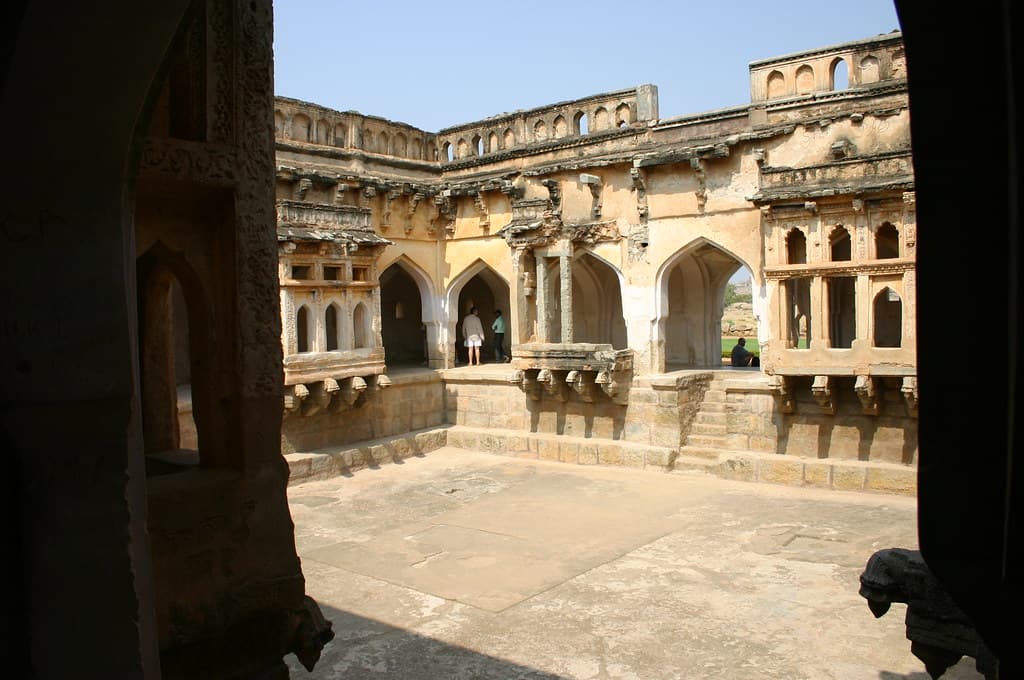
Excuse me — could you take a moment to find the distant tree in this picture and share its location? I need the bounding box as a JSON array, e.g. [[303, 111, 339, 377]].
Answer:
[[724, 283, 752, 306]]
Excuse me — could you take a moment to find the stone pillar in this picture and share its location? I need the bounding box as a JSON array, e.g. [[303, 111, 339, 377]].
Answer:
[[857, 274, 872, 346], [809, 276, 826, 349], [535, 255, 549, 342], [903, 269, 916, 346], [560, 254, 573, 343], [314, 292, 326, 352], [819, 277, 832, 348]]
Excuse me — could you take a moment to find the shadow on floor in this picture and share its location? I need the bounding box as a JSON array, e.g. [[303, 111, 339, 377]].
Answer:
[[288, 604, 565, 679]]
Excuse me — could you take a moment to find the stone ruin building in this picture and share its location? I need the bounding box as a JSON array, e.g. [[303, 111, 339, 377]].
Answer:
[[273, 32, 919, 495]]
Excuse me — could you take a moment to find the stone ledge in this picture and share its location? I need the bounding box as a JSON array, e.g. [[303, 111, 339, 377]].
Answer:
[[671, 447, 917, 496], [285, 426, 449, 486], [445, 425, 677, 471]]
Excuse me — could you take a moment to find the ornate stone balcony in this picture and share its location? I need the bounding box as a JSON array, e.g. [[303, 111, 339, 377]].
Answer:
[[509, 343, 633, 405]]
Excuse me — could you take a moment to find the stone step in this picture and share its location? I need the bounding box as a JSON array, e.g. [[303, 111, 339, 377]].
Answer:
[[691, 422, 727, 436], [677, 445, 723, 460], [703, 389, 727, 402], [685, 433, 729, 448], [699, 401, 727, 413], [694, 412, 728, 426]]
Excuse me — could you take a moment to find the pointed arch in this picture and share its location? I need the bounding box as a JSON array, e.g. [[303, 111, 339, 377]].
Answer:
[[445, 259, 511, 367], [553, 114, 568, 138], [829, 224, 852, 261], [786, 227, 808, 264], [352, 302, 370, 349], [377, 254, 440, 324], [874, 287, 903, 347], [655, 238, 754, 369], [296, 304, 311, 353], [325, 302, 341, 351]]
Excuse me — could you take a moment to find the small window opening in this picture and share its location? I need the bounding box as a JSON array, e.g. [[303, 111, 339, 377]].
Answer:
[[831, 58, 849, 90], [323, 266, 340, 280], [296, 306, 310, 353], [353, 303, 369, 349], [827, 276, 857, 348], [830, 226, 852, 261], [876, 223, 900, 259], [352, 266, 369, 282], [874, 288, 903, 347], [786, 229, 807, 264], [325, 304, 339, 351], [786, 278, 812, 348], [291, 265, 311, 280]]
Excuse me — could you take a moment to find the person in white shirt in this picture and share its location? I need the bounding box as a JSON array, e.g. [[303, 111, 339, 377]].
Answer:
[[462, 307, 485, 366]]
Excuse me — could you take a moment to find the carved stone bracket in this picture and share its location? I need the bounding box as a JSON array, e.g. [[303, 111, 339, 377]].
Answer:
[[854, 375, 881, 416], [811, 375, 835, 414], [593, 369, 630, 405], [473, 191, 490, 229], [333, 181, 352, 205], [630, 163, 648, 222], [360, 185, 377, 210], [294, 177, 313, 201], [901, 377, 918, 418], [804, 201, 818, 214], [537, 368, 569, 402], [381, 189, 401, 230], [540, 179, 562, 219], [580, 173, 603, 220], [284, 383, 309, 414], [565, 370, 595, 403], [433, 191, 456, 238], [769, 375, 795, 413], [301, 380, 333, 417], [511, 369, 541, 400], [690, 158, 707, 213], [406, 192, 424, 234]]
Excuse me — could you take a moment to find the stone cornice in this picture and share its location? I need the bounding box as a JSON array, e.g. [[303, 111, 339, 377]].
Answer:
[[764, 258, 915, 279], [749, 32, 903, 69]]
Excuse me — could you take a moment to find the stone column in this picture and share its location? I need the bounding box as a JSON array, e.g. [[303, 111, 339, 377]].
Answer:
[[314, 291, 326, 352], [903, 269, 916, 346], [535, 255, 549, 342], [857, 274, 872, 345], [560, 254, 573, 343], [809, 276, 826, 349]]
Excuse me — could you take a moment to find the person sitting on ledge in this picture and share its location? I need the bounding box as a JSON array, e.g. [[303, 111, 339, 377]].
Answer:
[[730, 337, 753, 367]]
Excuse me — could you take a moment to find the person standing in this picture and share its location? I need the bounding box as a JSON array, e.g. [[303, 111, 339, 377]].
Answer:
[[491, 309, 507, 362], [462, 307, 485, 366]]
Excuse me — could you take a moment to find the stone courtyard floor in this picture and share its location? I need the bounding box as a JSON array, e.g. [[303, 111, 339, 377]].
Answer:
[[285, 448, 982, 680]]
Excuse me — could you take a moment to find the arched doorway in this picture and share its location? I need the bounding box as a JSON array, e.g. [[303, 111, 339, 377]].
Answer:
[[659, 240, 751, 370], [546, 251, 627, 347], [448, 262, 511, 366], [380, 263, 427, 365]]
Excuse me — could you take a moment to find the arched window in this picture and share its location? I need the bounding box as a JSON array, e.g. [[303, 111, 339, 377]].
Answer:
[[860, 55, 881, 84], [296, 305, 310, 353], [829, 225, 852, 261], [316, 119, 330, 145], [411, 138, 422, 159], [487, 131, 498, 153], [443, 141, 453, 162], [574, 111, 588, 135], [379, 131, 389, 155], [593, 107, 608, 131], [353, 302, 370, 349], [503, 128, 515, 148], [876, 223, 900, 258], [363, 130, 375, 152], [533, 119, 548, 141], [472, 134, 483, 156], [394, 133, 407, 157], [786, 228, 807, 264], [796, 64, 815, 93], [325, 303, 339, 351], [874, 288, 903, 347], [456, 138, 468, 158], [615, 103, 631, 127], [333, 123, 346, 147], [767, 70, 786, 98], [830, 58, 849, 90], [553, 115, 568, 138], [291, 113, 311, 142]]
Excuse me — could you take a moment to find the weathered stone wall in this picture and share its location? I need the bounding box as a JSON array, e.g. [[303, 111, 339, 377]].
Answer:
[[282, 371, 445, 453]]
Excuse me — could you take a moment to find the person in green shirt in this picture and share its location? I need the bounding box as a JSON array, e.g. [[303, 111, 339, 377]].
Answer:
[[491, 309, 507, 362]]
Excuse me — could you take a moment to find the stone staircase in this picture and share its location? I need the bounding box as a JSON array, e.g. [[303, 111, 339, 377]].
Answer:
[[678, 376, 731, 462]]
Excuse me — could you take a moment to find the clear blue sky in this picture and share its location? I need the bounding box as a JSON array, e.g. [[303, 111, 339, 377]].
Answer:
[[273, 0, 901, 283], [273, 0, 901, 131]]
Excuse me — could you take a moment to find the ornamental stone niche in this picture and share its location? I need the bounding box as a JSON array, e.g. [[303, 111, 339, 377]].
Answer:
[[278, 200, 393, 417]]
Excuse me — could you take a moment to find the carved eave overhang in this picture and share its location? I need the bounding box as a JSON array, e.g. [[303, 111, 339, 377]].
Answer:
[[276, 201, 392, 250], [764, 258, 915, 279], [749, 150, 914, 204]]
